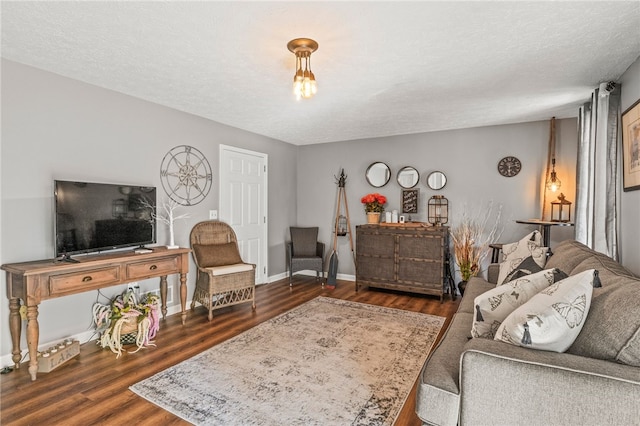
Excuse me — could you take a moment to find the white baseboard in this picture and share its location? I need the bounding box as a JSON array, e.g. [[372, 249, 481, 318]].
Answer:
[[273, 270, 355, 282]]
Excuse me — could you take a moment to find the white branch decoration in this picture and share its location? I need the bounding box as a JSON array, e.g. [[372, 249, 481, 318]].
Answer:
[[141, 198, 190, 249]]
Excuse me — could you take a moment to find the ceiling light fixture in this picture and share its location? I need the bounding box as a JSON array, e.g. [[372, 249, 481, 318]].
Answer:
[[287, 38, 318, 100]]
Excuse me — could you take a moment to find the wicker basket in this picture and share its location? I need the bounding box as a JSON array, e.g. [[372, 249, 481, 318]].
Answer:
[[119, 319, 138, 345]]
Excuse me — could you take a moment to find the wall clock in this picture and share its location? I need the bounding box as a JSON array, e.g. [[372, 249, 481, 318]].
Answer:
[[160, 145, 212, 206], [497, 156, 522, 177]]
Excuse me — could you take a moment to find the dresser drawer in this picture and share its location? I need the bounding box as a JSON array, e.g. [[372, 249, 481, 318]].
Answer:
[[127, 257, 179, 280], [49, 267, 121, 295]]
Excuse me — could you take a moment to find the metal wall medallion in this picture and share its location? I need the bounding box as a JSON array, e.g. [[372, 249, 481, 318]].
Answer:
[[160, 145, 212, 205]]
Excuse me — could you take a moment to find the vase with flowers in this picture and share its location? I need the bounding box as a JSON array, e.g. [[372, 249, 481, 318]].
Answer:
[[361, 193, 387, 224]]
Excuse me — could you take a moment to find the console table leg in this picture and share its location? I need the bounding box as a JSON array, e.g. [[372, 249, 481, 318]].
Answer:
[[159, 276, 168, 319], [26, 305, 39, 381], [9, 298, 22, 368], [180, 273, 187, 325]]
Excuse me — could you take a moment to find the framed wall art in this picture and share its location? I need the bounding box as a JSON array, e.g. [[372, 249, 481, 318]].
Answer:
[[622, 98, 640, 191], [402, 189, 418, 214]]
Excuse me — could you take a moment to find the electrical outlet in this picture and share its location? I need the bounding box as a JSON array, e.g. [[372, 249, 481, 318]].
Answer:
[[146, 285, 173, 304], [19, 305, 27, 320], [209, 210, 218, 220], [127, 282, 140, 294]]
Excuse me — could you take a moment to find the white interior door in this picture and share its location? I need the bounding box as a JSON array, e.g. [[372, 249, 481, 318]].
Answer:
[[219, 145, 268, 284]]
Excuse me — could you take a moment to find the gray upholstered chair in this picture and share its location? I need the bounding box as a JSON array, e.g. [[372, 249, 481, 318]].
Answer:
[[190, 220, 256, 321], [287, 227, 325, 286]]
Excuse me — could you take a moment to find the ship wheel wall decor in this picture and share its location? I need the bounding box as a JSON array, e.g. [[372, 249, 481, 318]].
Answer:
[[160, 145, 212, 206]]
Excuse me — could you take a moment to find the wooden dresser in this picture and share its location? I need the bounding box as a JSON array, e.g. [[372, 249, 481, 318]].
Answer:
[[355, 224, 450, 300]]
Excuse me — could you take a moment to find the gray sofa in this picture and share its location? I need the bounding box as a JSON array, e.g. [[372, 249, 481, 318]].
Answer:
[[416, 239, 640, 426]]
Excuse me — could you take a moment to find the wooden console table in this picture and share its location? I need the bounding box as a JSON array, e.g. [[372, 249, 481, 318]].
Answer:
[[356, 223, 451, 301], [1, 247, 190, 381]]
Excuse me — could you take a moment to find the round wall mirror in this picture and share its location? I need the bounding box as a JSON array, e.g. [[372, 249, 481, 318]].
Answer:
[[365, 162, 391, 188], [397, 166, 419, 189], [426, 171, 447, 190]]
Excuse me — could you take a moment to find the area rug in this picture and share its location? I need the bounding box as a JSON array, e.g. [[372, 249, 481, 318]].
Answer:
[[130, 296, 445, 425]]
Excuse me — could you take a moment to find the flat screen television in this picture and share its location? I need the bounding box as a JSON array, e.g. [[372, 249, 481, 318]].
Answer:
[[54, 180, 157, 258]]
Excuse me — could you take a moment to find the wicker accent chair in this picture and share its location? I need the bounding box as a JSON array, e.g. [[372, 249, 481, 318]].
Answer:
[[286, 227, 325, 286], [190, 220, 256, 321]]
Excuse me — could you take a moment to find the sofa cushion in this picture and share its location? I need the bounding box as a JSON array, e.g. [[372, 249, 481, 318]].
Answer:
[[567, 257, 640, 367], [457, 277, 494, 315], [495, 269, 595, 352], [193, 242, 242, 267], [416, 312, 472, 426], [544, 239, 629, 276], [472, 269, 563, 339], [497, 231, 548, 285], [460, 338, 640, 426]]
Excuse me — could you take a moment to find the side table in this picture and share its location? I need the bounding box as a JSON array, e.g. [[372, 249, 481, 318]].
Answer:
[[515, 219, 575, 248]]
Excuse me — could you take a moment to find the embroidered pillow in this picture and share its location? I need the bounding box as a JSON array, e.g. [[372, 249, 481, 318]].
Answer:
[[495, 269, 596, 353], [471, 269, 564, 339], [497, 231, 548, 285], [501, 256, 546, 284]]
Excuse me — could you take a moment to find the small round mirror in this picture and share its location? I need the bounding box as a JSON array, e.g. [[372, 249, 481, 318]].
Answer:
[[397, 166, 419, 189], [426, 171, 447, 190], [365, 162, 391, 188]]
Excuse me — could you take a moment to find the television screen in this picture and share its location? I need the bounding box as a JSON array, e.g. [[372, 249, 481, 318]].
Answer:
[[54, 180, 156, 257]]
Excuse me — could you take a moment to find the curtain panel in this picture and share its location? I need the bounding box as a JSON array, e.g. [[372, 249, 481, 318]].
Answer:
[[575, 83, 621, 260]]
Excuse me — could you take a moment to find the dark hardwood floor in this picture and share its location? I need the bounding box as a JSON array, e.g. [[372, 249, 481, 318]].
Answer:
[[0, 277, 459, 425]]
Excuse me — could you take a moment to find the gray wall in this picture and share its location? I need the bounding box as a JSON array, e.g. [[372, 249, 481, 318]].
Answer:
[[297, 119, 578, 280], [0, 60, 297, 358], [620, 56, 640, 275], [2, 55, 639, 363]]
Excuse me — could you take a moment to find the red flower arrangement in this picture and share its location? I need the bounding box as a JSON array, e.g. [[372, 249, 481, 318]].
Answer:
[[361, 193, 387, 213]]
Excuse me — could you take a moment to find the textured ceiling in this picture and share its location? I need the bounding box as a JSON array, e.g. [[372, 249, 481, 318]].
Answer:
[[2, 1, 639, 145]]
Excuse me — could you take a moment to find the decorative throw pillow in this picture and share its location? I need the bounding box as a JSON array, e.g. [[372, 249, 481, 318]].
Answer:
[[497, 231, 548, 285], [193, 242, 243, 268], [500, 256, 550, 284], [494, 269, 596, 352], [471, 269, 564, 339]]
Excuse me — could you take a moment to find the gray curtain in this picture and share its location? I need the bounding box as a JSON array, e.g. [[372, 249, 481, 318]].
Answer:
[[575, 83, 621, 259]]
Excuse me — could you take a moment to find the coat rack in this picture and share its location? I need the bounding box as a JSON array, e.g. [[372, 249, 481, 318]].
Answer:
[[326, 169, 355, 289]]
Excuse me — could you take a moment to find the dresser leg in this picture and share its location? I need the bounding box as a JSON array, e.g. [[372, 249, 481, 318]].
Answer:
[[9, 298, 22, 368], [26, 304, 39, 381]]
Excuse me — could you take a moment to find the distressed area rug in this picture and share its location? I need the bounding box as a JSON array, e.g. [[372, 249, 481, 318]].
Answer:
[[130, 296, 445, 425]]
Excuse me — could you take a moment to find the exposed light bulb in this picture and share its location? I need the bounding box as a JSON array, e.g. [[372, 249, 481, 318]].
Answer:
[[293, 68, 304, 100], [287, 38, 318, 100], [546, 172, 561, 192], [546, 158, 561, 192], [309, 71, 317, 95]]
